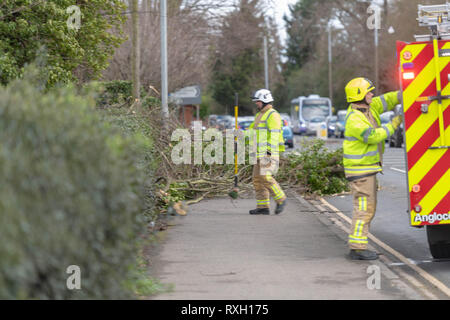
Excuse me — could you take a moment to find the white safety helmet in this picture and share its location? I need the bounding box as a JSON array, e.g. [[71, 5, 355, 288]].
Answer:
[[252, 89, 274, 104]]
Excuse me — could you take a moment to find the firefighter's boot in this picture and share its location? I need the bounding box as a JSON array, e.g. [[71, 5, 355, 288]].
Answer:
[[275, 199, 287, 214], [249, 208, 270, 215], [349, 249, 378, 260]]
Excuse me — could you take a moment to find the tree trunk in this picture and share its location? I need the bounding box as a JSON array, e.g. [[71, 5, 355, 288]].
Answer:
[[131, 0, 140, 107]]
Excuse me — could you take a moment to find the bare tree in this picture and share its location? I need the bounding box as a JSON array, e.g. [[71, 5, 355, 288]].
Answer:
[[103, 0, 236, 95], [131, 0, 140, 104]]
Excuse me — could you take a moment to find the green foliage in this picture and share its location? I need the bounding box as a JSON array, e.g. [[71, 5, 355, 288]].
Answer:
[[211, 47, 263, 115], [96, 81, 160, 109], [124, 245, 172, 297], [278, 139, 349, 195], [199, 94, 211, 119], [97, 80, 134, 106], [0, 0, 127, 87], [0, 72, 149, 299], [283, 0, 322, 73], [141, 96, 161, 109], [99, 106, 159, 222], [208, 0, 268, 115]]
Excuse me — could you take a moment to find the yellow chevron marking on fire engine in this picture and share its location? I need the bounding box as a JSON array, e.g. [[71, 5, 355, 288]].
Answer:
[[405, 79, 450, 153], [408, 142, 447, 190], [418, 169, 450, 216], [403, 42, 450, 112], [405, 107, 439, 152], [405, 42, 450, 151], [402, 44, 429, 110]]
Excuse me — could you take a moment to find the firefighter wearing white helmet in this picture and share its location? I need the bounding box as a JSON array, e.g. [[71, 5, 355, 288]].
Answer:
[[247, 89, 287, 215], [343, 77, 403, 260]]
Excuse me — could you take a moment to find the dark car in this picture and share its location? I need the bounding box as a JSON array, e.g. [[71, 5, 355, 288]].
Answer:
[[327, 116, 338, 138], [238, 120, 253, 131], [335, 110, 347, 138]]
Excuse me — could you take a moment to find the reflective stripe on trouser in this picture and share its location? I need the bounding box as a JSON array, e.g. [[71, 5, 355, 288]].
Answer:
[[348, 174, 377, 250], [252, 159, 286, 208]]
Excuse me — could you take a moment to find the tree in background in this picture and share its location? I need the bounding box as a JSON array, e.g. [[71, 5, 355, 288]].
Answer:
[[274, 0, 330, 112], [209, 0, 282, 115], [103, 0, 230, 96], [283, 0, 323, 74], [0, 0, 127, 87], [131, 0, 141, 105]]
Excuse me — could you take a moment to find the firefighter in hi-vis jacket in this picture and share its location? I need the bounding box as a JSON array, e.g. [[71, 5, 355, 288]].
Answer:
[[247, 89, 287, 215], [343, 78, 403, 260]]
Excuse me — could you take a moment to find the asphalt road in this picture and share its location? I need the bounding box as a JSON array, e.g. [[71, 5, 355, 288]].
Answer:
[[307, 136, 450, 291]]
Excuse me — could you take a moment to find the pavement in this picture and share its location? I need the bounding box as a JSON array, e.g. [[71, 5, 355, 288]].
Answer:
[[149, 193, 424, 300]]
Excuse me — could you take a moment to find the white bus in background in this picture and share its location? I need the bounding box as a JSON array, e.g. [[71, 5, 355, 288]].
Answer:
[[290, 95, 332, 135]]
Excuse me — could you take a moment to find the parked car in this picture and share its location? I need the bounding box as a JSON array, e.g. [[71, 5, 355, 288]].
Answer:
[[238, 117, 254, 130], [335, 110, 347, 138], [215, 115, 234, 130], [208, 114, 218, 127], [282, 119, 294, 148], [326, 116, 338, 138], [327, 116, 337, 138]]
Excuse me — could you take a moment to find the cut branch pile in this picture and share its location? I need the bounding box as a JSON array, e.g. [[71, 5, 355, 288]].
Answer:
[[146, 107, 254, 214], [143, 106, 348, 215]]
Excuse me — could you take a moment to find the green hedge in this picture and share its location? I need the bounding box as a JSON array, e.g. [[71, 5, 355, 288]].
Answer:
[[0, 76, 150, 299], [96, 80, 161, 109], [99, 107, 159, 221], [96, 80, 134, 107]]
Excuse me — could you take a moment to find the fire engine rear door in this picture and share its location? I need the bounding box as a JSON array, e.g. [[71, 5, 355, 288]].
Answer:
[[397, 40, 450, 227]]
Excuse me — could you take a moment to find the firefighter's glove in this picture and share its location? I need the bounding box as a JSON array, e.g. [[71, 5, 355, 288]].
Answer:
[[391, 115, 403, 130]]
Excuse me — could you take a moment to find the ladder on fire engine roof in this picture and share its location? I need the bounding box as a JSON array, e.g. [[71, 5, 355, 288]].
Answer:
[[416, 2, 450, 41], [414, 3, 450, 149]]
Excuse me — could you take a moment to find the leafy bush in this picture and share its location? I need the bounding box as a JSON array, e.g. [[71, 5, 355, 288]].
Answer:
[[99, 107, 159, 221], [96, 80, 134, 107], [0, 75, 149, 299], [278, 139, 349, 195], [0, 0, 127, 87], [96, 81, 159, 108], [141, 96, 161, 109]]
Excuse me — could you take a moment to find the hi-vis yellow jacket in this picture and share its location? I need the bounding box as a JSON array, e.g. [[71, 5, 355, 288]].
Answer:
[[343, 91, 401, 180], [248, 106, 285, 158]]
